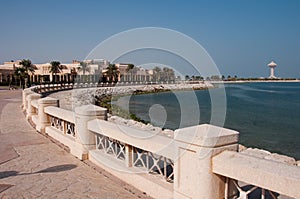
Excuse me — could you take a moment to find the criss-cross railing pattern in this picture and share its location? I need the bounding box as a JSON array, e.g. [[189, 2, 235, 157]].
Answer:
[[95, 134, 174, 183], [50, 116, 63, 131], [49, 115, 76, 138], [225, 178, 283, 199], [65, 122, 75, 137], [96, 134, 126, 161], [132, 147, 174, 183]]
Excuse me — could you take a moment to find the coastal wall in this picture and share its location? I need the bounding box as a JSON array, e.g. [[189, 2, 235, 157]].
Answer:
[[22, 83, 300, 199], [46, 82, 214, 110]]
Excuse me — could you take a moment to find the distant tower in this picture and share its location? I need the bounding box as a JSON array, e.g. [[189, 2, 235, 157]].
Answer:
[[268, 61, 277, 79]]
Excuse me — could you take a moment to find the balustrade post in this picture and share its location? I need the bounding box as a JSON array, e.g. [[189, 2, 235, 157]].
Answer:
[[173, 124, 239, 199], [125, 144, 133, 167], [36, 97, 59, 133], [22, 88, 34, 110], [75, 104, 107, 160], [26, 93, 42, 119]]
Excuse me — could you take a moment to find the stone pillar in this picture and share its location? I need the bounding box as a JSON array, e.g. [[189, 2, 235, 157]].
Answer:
[[173, 124, 239, 199], [36, 97, 59, 133], [75, 105, 107, 159], [22, 88, 34, 110], [26, 93, 42, 119]]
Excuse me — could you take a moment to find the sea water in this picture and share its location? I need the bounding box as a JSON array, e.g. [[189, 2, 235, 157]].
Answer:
[[116, 82, 300, 159]]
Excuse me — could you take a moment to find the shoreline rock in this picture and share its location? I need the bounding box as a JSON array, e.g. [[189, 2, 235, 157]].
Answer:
[[109, 115, 174, 138], [49, 82, 213, 110], [239, 145, 298, 166]]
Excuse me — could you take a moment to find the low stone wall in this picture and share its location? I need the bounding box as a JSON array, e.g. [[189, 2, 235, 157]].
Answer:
[[22, 84, 300, 199]]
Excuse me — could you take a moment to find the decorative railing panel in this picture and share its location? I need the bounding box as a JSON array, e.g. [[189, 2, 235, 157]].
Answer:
[[224, 178, 286, 199], [65, 121, 75, 137], [213, 151, 299, 199], [95, 133, 174, 183], [133, 148, 174, 182], [96, 134, 126, 161], [49, 115, 76, 138], [50, 116, 64, 132]]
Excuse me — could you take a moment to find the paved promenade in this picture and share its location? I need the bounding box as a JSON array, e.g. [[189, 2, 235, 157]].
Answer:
[[0, 88, 151, 198]]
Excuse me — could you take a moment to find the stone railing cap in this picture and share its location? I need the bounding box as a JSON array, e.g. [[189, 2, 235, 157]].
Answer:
[[212, 151, 300, 198], [24, 88, 34, 93], [75, 104, 107, 116], [26, 93, 42, 100], [38, 97, 59, 104], [174, 124, 239, 147]]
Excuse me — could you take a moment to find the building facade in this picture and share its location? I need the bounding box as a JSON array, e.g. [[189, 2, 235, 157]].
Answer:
[[0, 59, 176, 84]]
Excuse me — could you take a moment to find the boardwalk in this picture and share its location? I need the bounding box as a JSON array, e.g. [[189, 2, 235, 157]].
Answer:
[[0, 88, 151, 199]]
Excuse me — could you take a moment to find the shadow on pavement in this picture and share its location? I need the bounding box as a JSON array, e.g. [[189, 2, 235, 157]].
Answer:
[[0, 164, 77, 179], [0, 184, 14, 193]]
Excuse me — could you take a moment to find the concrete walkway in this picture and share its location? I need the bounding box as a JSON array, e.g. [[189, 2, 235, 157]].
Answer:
[[0, 88, 151, 199]]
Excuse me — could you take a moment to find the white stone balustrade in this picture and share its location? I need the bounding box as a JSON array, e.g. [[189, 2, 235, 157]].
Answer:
[[31, 101, 107, 160], [22, 88, 34, 110], [21, 85, 300, 199], [173, 124, 239, 199], [31, 99, 38, 109], [86, 120, 240, 199], [36, 97, 59, 133], [88, 119, 175, 160], [212, 150, 300, 199], [87, 119, 174, 199], [26, 93, 42, 119], [44, 106, 75, 124], [74, 105, 107, 159], [43, 105, 88, 159]]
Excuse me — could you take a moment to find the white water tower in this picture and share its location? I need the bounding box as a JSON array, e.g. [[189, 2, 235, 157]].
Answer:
[[268, 61, 277, 79]]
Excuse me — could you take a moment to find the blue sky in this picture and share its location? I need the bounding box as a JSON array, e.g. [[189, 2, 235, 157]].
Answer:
[[0, 0, 299, 77]]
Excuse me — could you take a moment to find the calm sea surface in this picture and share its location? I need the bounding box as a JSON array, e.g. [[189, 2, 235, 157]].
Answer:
[[116, 82, 300, 159]]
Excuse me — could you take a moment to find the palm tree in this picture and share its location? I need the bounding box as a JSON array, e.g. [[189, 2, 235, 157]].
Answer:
[[153, 66, 162, 82], [126, 64, 134, 72], [19, 59, 35, 86], [162, 67, 175, 82], [49, 61, 63, 83], [185, 75, 190, 81], [14, 67, 26, 89], [169, 68, 175, 81], [20, 59, 35, 74], [70, 67, 77, 83], [78, 61, 90, 75], [126, 64, 139, 82], [106, 64, 120, 83], [125, 64, 134, 82], [77, 61, 91, 82]]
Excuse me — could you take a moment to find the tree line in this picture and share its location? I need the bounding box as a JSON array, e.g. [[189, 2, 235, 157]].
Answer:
[[13, 59, 66, 88], [11, 59, 177, 88]]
